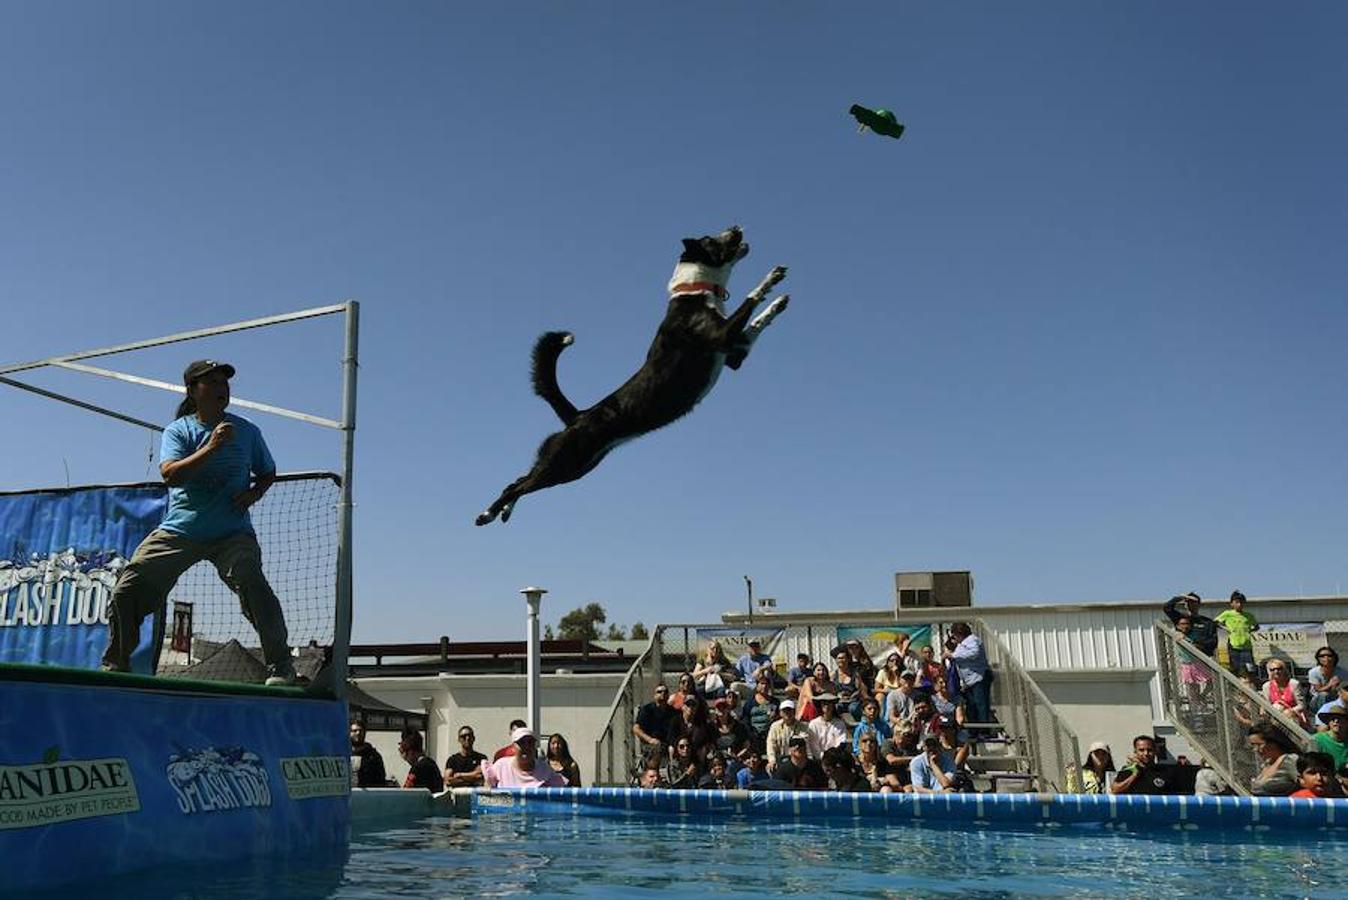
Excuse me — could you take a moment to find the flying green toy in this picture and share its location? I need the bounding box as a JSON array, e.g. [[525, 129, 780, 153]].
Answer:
[[849, 104, 905, 140]]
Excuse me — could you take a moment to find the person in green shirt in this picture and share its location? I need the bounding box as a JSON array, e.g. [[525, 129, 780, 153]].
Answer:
[[1214, 590, 1259, 674], [1314, 709, 1348, 771]]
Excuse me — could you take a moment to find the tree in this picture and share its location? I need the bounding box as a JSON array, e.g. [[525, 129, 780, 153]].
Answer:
[[630, 621, 650, 641], [557, 602, 607, 642], [605, 623, 627, 641]]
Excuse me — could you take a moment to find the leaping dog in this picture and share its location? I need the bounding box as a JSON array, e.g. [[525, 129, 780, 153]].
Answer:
[[475, 225, 790, 525]]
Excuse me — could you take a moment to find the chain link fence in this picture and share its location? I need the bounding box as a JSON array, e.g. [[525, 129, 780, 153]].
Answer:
[[594, 618, 1082, 791], [1154, 619, 1315, 796]]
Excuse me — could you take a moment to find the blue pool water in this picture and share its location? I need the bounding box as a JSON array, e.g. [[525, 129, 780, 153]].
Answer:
[[19, 813, 1345, 899]]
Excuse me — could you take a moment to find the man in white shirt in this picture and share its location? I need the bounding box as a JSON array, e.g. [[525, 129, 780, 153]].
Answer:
[[807, 693, 849, 757]]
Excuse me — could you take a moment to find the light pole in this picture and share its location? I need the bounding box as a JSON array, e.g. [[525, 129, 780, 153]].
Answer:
[[520, 586, 547, 736], [744, 575, 753, 623]]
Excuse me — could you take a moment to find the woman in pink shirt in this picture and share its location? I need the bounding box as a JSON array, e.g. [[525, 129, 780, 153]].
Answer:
[[481, 728, 568, 788], [1262, 660, 1309, 728]]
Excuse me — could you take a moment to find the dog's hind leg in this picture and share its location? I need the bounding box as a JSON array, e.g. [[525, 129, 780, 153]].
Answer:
[[474, 429, 589, 525]]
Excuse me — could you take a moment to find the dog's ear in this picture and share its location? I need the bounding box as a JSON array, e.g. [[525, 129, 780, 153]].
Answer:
[[680, 238, 707, 264]]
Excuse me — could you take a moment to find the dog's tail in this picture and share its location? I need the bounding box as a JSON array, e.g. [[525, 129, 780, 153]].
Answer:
[[531, 331, 579, 425]]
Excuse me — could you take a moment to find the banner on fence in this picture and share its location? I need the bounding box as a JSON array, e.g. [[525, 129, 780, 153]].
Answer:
[[837, 625, 933, 664], [692, 627, 788, 668], [1250, 623, 1326, 666], [0, 486, 165, 672]]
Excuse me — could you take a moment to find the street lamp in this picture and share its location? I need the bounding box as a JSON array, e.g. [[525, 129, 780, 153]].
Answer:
[[520, 586, 547, 736]]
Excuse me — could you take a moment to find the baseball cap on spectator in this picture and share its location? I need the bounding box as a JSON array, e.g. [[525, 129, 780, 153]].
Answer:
[[779, 699, 796, 711], [813, 692, 839, 704], [511, 727, 535, 745], [1230, 590, 1247, 602], [1088, 741, 1111, 754], [748, 638, 762, 647], [1319, 709, 1348, 725], [183, 359, 235, 384]]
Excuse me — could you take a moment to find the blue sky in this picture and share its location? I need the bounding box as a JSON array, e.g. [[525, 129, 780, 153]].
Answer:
[[2, 3, 1345, 642]]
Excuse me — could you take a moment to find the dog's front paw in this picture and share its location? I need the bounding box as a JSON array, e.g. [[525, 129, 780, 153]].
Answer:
[[747, 266, 788, 303], [748, 294, 790, 332]]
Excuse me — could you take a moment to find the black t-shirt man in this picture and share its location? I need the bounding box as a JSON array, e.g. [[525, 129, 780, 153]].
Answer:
[[445, 750, 487, 775], [1114, 761, 1184, 795], [776, 757, 828, 790], [404, 754, 444, 792], [636, 700, 679, 745], [1112, 736, 1183, 795]]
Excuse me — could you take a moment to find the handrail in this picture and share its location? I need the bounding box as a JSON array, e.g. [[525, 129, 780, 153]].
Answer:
[[593, 627, 661, 786], [971, 618, 1082, 792], [1154, 619, 1315, 797]]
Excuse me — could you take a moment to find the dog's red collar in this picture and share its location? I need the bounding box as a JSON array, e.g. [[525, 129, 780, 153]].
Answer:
[[670, 281, 727, 299]]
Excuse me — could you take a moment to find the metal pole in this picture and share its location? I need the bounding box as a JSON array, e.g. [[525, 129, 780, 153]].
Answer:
[[332, 301, 359, 701], [744, 575, 753, 623], [521, 586, 547, 734]]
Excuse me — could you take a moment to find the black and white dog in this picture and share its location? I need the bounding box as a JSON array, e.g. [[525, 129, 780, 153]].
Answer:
[[475, 225, 789, 525]]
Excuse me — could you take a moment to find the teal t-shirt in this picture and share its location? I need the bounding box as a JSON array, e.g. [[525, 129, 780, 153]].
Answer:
[[158, 412, 275, 542]]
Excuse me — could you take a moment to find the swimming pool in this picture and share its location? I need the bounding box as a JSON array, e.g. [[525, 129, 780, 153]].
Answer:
[[18, 802, 1342, 899]]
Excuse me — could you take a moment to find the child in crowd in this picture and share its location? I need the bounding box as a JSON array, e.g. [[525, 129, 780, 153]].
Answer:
[[1214, 591, 1259, 675], [1290, 752, 1340, 799], [638, 763, 666, 789], [736, 745, 772, 788], [1174, 617, 1213, 712], [851, 697, 893, 757], [697, 754, 737, 789]]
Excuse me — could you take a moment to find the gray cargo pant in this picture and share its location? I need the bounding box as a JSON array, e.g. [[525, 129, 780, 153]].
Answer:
[[101, 528, 290, 672]]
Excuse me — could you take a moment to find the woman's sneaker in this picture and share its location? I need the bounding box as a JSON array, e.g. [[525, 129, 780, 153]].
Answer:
[[265, 662, 298, 686]]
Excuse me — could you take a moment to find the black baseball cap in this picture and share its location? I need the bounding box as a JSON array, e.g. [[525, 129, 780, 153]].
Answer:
[[183, 359, 235, 384]]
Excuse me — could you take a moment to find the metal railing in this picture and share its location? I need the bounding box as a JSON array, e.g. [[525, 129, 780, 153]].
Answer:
[[593, 619, 1083, 792], [1154, 620, 1315, 796], [972, 620, 1081, 792], [592, 630, 661, 787]]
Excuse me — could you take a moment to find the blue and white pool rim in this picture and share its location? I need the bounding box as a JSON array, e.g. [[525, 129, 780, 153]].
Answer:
[[450, 787, 1348, 832]]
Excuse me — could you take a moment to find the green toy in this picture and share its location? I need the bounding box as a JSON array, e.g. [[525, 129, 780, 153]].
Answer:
[[848, 104, 905, 140]]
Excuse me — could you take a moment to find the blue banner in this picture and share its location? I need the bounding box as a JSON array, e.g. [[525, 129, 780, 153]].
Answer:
[[0, 678, 349, 893], [0, 485, 165, 671]]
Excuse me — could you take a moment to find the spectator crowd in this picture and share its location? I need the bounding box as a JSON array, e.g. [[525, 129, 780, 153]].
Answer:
[[352, 593, 1348, 803], [631, 624, 996, 792]]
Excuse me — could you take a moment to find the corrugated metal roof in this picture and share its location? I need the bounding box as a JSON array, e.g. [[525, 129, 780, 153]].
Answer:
[[724, 599, 1348, 673]]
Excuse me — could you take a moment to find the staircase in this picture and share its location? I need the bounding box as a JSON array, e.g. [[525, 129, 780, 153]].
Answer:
[[1154, 619, 1316, 796]]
